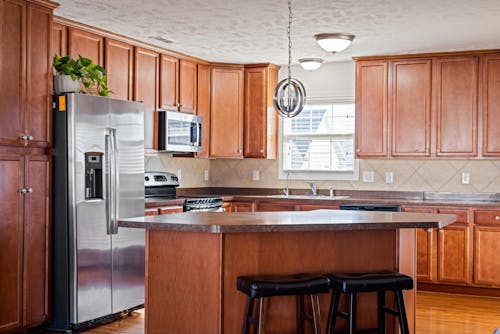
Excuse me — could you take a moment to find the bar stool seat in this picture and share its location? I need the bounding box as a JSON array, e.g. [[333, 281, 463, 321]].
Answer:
[[237, 273, 330, 334], [325, 270, 413, 334]]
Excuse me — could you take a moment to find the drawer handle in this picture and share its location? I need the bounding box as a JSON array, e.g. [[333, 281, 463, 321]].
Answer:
[[427, 228, 432, 233], [439, 229, 444, 233], [495, 216, 500, 221]]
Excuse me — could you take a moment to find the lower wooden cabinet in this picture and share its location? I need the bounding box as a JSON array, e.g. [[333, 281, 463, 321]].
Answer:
[[473, 209, 500, 287], [231, 201, 255, 212], [145, 205, 183, 216], [296, 204, 340, 211], [0, 149, 50, 332], [256, 201, 295, 212]]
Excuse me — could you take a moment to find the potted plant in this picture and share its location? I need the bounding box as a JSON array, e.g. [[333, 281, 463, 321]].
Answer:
[[53, 54, 111, 96]]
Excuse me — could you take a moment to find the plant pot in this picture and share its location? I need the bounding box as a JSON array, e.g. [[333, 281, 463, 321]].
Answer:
[[53, 75, 81, 94]]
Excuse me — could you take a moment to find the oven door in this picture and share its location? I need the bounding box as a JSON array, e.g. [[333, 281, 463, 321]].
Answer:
[[158, 110, 202, 152]]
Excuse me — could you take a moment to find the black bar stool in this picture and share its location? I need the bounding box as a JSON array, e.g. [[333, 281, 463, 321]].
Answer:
[[325, 271, 413, 334], [237, 273, 331, 334]]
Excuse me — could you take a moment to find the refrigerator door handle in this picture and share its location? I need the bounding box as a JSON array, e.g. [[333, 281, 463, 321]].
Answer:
[[111, 129, 119, 234], [105, 128, 117, 235]]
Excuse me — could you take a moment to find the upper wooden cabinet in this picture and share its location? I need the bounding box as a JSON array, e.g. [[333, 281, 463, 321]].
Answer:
[[210, 65, 244, 158], [196, 64, 211, 158], [52, 22, 67, 57], [68, 28, 103, 66], [104, 38, 133, 100], [0, 0, 53, 148], [134, 47, 159, 150], [355, 60, 389, 157], [159, 57, 197, 114], [391, 59, 432, 157], [243, 64, 279, 159], [480, 54, 500, 156], [434, 56, 478, 157]]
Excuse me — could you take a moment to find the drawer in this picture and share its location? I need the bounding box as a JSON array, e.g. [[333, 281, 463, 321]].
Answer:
[[474, 210, 500, 225], [438, 208, 469, 225], [159, 206, 184, 215]]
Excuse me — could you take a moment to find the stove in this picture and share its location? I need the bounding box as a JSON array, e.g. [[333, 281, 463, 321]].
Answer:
[[144, 172, 223, 212]]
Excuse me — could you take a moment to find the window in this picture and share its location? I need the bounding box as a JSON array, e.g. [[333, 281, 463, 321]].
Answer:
[[280, 100, 358, 180]]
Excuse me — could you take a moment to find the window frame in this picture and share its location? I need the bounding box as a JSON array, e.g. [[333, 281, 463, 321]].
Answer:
[[278, 97, 359, 181]]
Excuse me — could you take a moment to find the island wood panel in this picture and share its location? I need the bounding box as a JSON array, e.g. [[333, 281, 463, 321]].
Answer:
[[51, 22, 66, 57], [146, 230, 221, 334], [179, 59, 197, 114], [355, 60, 389, 157], [391, 59, 431, 156], [104, 38, 134, 101], [68, 27, 103, 66], [196, 63, 210, 157], [434, 56, 478, 157], [481, 54, 500, 156], [159, 54, 178, 110], [398, 229, 417, 334], [0, 0, 26, 147]]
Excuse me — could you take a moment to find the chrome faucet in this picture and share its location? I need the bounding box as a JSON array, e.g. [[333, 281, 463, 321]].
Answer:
[[283, 172, 291, 197], [307, 182, 317, 196]]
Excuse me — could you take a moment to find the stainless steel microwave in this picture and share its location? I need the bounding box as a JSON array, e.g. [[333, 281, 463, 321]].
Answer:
[[158, 110, 202, 152]]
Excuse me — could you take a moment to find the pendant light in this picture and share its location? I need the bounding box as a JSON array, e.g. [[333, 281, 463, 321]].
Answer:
[[314, 33, 355, 53], [273, 0, 306, 118]]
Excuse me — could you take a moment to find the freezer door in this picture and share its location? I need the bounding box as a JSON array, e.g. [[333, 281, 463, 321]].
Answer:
[[110, 98, 145, 312], [67, 94, 112, 323]]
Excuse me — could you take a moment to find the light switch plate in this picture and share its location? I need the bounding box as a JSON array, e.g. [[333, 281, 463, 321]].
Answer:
[[385, 172, 394, 184], [252, 170, 260, 181], [363, 171, 374, 183], [204, 169, 209, 181], [462, 172, 470, 184]]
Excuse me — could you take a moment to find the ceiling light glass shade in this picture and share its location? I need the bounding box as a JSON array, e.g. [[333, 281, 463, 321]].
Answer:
[[299, 58, 323, 71], [314, 33, 355, 53], [273, 78, 307, 118]]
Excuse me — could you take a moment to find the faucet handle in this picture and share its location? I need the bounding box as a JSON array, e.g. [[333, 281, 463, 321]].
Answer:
[[329, 186, 334, 197]]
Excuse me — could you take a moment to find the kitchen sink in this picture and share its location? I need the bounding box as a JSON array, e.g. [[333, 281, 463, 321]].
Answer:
[[264, 194, 350, 200]]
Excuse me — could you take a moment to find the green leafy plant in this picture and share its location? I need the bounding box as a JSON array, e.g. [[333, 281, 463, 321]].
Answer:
[[53, 54, 112, 96]]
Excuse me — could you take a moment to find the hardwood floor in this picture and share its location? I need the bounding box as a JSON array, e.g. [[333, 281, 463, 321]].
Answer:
[[37, 292, 500, 333]]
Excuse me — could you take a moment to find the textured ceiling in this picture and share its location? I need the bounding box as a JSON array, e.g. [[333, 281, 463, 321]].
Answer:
[[55, 0, 500, 65]]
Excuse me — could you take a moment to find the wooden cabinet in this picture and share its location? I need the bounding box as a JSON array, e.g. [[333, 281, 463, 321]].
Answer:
[[391, 59, 432, 156], [355, 60, 389, 157], [104, 38, 133, 100], [0, 149, 50, 332], [51, 22, 66, 57], [68, 27, 103, 65], [257, 201, 295, 212], [231, 201, 255, 212], [222, 202, 232, 212], [145, 208, 160, 216], [296, 204, 340, 211], [159, 206, 183, 215], [210, 66, 244, 158], [134, 47, 159, 150], [196, 64, 211, 157], [0, 0, 52, 148], [434, 56, 478, 157], [473, 209, 500, 286], [480, 54, 500, 156], [243, 64, 279, 159], [159, 57, 197, 113]]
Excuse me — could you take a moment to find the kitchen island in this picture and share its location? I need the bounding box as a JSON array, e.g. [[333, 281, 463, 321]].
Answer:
[[119, 209, 455, 334]]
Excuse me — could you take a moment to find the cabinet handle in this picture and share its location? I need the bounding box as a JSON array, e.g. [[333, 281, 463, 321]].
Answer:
[[238, 149, 242, 153], [28, 135, 33, 141], [495, 216, 500, 221], [19, 134, 28, 140], [356, 148, 360, 153], [439, 229, 444, 233], [20, 188, 27, 194], [27, 188, 33, 193], [259, 149, 264, 154], [427, 228, 432, 233]]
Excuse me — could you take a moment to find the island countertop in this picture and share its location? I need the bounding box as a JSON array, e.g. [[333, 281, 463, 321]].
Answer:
[[118, 209, 456, 233]]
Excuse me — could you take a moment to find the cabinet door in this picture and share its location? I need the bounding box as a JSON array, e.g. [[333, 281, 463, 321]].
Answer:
[[257, 202, 294, 212], [105, 38, 133, 100], [68, 28, 103, 65], [179, 60, 197, 114], [355, 60, 388, 157], [434, 56, 478, 156], [0, 0, 26, 147], [24, 154, 50, 326], [391, 59, 431, 156], [51, 22, 66, 57], [480, 54, 500, 156], [403, 206, 436, 282], [0, 153, 25, 332], [436, 209, 471, 285], [210, 67, 244, 158], [196, 64, 210, 158], [474, 226, 500, 286], [232, 201, 255, 212], [159, 54, 179, 110], [26, 3, 52, 148], [134, 47, 159, 150]]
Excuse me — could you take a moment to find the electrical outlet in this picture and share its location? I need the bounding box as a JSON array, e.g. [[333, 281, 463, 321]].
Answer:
[[385, 172, 394, 184], [363, 171, 374, 183], [177, 169, 182, 180], [204, 169, 209, 181], [462, 172, 470, 185], [252, 170, 260, 181]]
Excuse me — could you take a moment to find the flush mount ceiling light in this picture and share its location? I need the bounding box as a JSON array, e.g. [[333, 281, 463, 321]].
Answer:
[[314, 33, 355, 53], [299, 58, 323, 71], [273, 0, 307, 118]]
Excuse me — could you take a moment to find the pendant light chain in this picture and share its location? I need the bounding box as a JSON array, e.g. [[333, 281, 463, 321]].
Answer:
[[287, 0, 292, 84]]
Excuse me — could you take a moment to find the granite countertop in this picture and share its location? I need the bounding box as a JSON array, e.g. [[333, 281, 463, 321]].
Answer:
[[119, 209, 456, 233]]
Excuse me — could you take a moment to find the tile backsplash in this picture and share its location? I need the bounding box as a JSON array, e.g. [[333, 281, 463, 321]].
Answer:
[[147, 155, 500, 193]]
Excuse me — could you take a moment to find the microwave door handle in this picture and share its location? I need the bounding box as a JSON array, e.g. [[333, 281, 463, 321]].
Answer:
[[196, 123, 202, 146], [190, 122, 197, 144]]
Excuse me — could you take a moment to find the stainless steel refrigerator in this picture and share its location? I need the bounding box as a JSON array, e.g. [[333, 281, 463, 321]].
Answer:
[[51, 93, 145, 331]]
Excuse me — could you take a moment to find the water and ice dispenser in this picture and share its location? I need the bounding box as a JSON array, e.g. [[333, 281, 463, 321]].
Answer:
[[84, 152, 103, 200]]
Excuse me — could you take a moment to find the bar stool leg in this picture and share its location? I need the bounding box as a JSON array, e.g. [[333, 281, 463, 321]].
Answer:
[[377, 290, 386, 334], [310, 294, 322, 334], [242, 296, 255, 334], [297, 295, 305, 334], [349, 292, 357, 334], [326, 290, 340, 334], [258, 298, 264, 334], [395, 290, 410, 334]]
